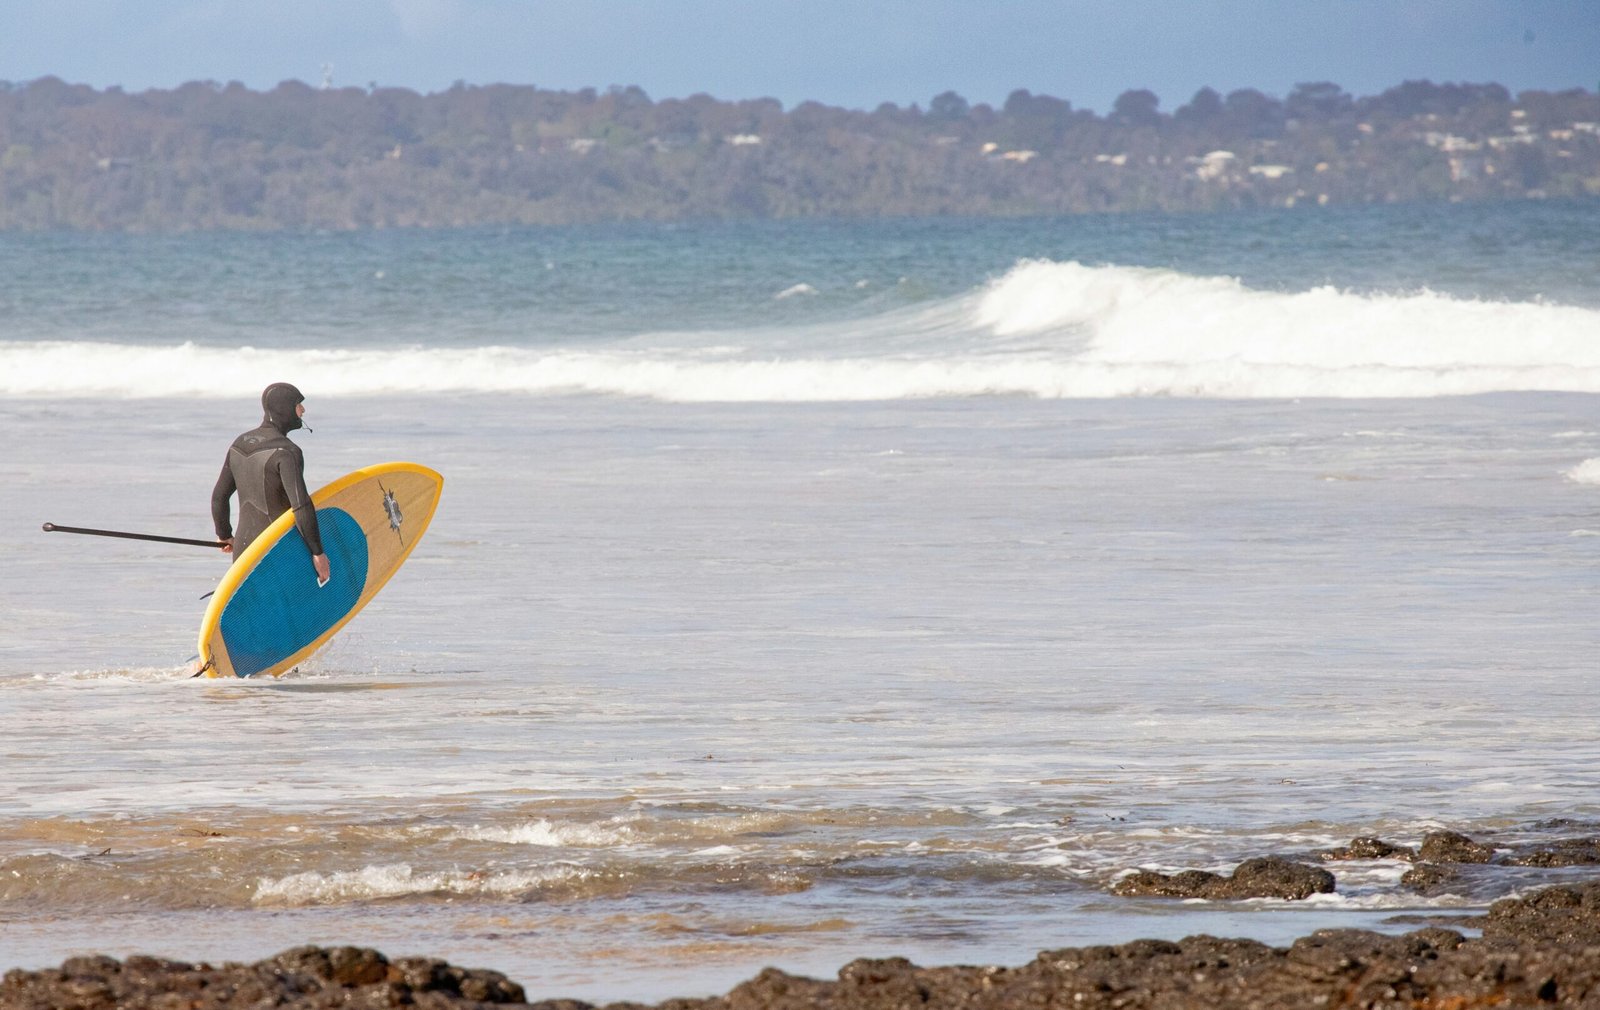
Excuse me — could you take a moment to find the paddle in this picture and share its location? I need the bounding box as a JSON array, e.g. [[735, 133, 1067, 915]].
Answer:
[[42, 522, 225, 549]]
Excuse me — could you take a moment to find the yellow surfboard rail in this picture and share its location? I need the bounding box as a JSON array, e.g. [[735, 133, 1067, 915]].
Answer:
[[197, 461, 443, 678]]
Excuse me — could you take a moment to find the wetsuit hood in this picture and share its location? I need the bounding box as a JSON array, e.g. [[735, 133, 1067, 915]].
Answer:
[[261, 382, 305, 433]]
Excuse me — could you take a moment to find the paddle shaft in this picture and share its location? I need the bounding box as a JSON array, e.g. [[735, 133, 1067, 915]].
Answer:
[[42, 522, 224, 549]]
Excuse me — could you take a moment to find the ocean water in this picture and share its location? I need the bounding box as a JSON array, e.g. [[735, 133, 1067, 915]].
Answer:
[[3, 202, 1600, 1003]]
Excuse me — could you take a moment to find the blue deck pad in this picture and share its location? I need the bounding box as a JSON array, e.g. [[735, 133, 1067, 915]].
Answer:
[[219, 508, 370, 677]]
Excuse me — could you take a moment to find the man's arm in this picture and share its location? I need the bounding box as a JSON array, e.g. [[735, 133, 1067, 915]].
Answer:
[[277, 448, 329, 583], [210, 456, 236, 554]]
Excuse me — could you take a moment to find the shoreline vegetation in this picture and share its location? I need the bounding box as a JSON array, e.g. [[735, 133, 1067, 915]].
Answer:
[[1, 77, 1597, 232]]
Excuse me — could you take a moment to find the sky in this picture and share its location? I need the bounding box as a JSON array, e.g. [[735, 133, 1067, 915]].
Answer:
[[2, 1, 1596, 114]]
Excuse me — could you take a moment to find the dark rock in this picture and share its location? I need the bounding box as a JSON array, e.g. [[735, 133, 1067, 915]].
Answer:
[[1402, 862, 1464, 895], [389, 956, 454, 990], [1480, 881, 1600, 945], [325, 946, 388, 987], [1409, 926, 1468, 952], [1531, 819, 1600, 832], [1229, 856, 1337, 899], [0, 946, 524, 1009], [13, 886, 1600, 1010], [1113, 855, 1335, 900], [720, 966, 833, 1009], [1113, 867, 1226, 898], [627, 927, 1581, 1010], [1503, 837, 1600, 867], [1285, 928, 1418, 973], [1418, 829, 1496, 864], [1321, 835, 1417, 861]]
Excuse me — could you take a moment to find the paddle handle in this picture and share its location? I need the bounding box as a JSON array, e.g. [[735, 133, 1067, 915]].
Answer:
[[42, 522, 225, 549]]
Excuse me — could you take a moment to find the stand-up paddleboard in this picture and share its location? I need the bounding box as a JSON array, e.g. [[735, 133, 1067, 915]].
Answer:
[[196, 462, 443, 678]]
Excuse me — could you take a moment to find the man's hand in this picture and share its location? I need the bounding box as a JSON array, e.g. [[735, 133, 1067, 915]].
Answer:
[[313, 553, 331, 586], [220, 537, 234, 555]]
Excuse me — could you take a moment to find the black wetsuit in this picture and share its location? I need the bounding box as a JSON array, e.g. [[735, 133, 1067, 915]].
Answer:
[[211, 384, 323, 561]]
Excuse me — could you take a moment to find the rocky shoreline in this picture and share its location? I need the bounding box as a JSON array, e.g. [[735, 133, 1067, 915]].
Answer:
[[7, 829, 1600, 1009], [1111, 827, 1600, 903]]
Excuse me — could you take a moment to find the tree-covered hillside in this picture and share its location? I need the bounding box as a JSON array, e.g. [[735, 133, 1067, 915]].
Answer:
[[1, 77, 1596, 231]]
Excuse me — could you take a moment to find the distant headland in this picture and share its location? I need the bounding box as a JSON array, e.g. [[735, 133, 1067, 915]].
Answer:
[[1, 77, 1596, 231]]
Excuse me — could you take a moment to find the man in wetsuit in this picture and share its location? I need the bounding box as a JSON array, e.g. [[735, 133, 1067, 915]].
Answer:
[[210, 382, 331, 585]]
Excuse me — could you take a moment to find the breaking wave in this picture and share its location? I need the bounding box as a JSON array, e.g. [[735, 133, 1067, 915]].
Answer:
[[5, 261, 1597, 401]]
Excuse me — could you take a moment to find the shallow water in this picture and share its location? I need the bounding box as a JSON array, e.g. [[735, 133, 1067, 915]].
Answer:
[[7, 390, 1600, 1001], [3, 205, 1600, 1002]]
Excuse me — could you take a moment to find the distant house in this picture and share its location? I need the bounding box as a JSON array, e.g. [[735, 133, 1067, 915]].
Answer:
[[1488, 134, 1535, 150], [1002, 150, 1039, 163], [1424, 132, 1481, 152], [1194, 150, 1236, 181], [1248, 164, 1294, 180], [724, 134, 762, 146]]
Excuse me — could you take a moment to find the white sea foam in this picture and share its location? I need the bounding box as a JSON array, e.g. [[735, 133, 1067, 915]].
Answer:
[[4, 261, 1598, 400], [1567, 458, 1600, 485], [253, 862, 582, 905], [46, 666, 193, 683], [453, 818, 634, 847]]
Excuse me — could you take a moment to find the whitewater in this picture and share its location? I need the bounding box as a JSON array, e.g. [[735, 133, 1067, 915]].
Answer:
[[4, 202, 1600, 1003], [4, 258, 1600, 400]]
